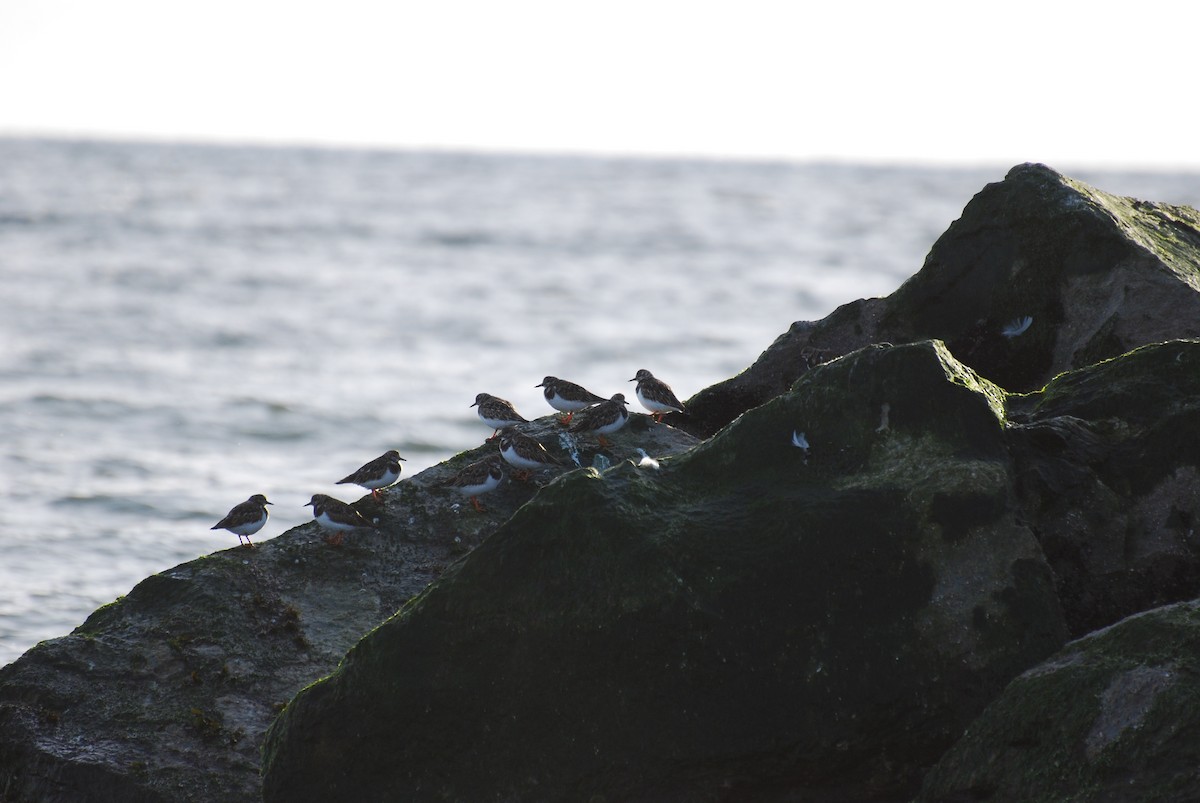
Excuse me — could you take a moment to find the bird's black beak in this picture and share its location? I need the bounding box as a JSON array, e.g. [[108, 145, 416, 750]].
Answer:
[[628, 377, 636, 382], [265, 501, 274, 505]]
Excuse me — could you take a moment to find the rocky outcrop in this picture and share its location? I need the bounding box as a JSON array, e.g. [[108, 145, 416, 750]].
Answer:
[[1008, 340, 1200, 637], [0, 419, 699, 802], [5, 165, 1200, 802], [682, 163, 1200, 438], [261, 341, 1069, 802], [917, 600, 1200, 802]]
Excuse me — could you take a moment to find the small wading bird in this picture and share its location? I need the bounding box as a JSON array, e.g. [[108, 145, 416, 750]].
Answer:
[[568, 393, 630, 448], [304, 493, 378, 547], [629, 369, 685, 422], [336, 449, 406, 500], [471, 393, 528, 440], [498, 427, 564, 480], [535, 376, 606, 425], [211, 494, 272, 548], [442, 456, 505, 512]]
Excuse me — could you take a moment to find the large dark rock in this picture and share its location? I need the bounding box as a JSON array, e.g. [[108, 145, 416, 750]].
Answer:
[[1008, 339, 1200, 637], [0, 418, 698, 802], [682, 163, 1200, 438], [260, 341, 1068, 802], [917, 600, 1200, 802], [6, 165, 1200, 802]]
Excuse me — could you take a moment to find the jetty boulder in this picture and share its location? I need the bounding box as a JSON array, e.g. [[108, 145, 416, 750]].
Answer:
[[0, 419, 699, 803], [684, 163, 1200, 437], [918, 600, 1200, 802], [260, 341, 1068, 802], [1008, 339, 1200, 637]]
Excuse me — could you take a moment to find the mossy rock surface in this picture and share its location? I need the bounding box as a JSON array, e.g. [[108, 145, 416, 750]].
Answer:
[[918, 600, 1200, 803], [261, 342, 1067, 802], [686, 164, 1200, 437], [1007, 339, 1200, 636], [6, 165, 1200, 802], [0, 417, 697, 803]]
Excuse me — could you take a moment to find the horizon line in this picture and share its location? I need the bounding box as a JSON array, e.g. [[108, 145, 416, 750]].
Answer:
[[3, 127, 1198, 176]]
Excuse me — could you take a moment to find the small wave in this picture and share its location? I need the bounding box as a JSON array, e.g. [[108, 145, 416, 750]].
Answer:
[[228, 397, 297, 414], [92, 457, 152, 480], [51, 494, 160, 517], [422, 229, 495, 248], [229, 427, 311, 443], [27, 394, 139, 419]]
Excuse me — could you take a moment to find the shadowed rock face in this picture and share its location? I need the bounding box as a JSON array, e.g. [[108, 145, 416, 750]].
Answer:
[[681, 163, 1200, 438], [0, 418, 699, 803], [917, 600, 1200, 803], [1008, 340, 1200, 637], [260, 342, 1068, 802]]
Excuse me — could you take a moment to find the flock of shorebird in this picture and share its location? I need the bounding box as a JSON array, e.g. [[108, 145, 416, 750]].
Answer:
[[210, 369, 687, 548]]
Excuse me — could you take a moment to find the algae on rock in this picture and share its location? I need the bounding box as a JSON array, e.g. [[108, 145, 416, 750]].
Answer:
[[918, 601, 1200, 803], [685, 164, 1200, 438], [261, 342, 1067, 802], [0, 417, 699, 803], [1008, 339, 1200, 637]]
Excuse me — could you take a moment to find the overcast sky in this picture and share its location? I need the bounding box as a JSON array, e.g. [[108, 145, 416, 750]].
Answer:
[[1, 1, 1195, 169]]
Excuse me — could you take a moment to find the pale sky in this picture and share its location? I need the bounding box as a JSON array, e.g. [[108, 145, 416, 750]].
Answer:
[[1, 0, 1196, 169]]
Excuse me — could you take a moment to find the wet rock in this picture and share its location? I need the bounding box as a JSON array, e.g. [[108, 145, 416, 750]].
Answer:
[[0, 418, 698, 802], [260, 342, 1068, 802], [917, 600, 1200, 803], [684, 164, 1200, 438]]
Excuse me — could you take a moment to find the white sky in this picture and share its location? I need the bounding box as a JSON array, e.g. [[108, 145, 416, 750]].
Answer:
[[1, 1, 1196, 169]]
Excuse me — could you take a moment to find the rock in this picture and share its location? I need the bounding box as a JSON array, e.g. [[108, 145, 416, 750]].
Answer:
[[260, 342, 1067, 802], [683, 164, 1200, 438], [1008, 339, 1200, 637], [7, 164, 1200, 801], [0, 418, 699, 802], [917, 600, 1200, 802]]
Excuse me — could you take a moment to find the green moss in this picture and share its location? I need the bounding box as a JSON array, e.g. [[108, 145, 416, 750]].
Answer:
[[920, 602, 1200, 801], [262, 342, 1064, 803]]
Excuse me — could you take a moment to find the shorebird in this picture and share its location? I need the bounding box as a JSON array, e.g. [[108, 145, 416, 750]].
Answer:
[[471, 393, 528, 440], [336, 449, 406, 500], [442, 457, 505, 512], [629, 369, 685, 422], [211, 494, 272, 548], [498, 427, 564, 480], [304, 493, 378, 547], [535, 376, 606, 425], [568, 393, 630, 448]]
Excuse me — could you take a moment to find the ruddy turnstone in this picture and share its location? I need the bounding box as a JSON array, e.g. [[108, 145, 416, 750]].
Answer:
[[629, 369, 685, 422], [471, 393, 528, 440], [535, 376, 606, 424], [498, 427, 564, 479], [211, 494, 272, 548], [442, 456, 505, 511], [568, 392, 630, 447], [337, 449, 406, 500], [304, 493, 377, 546]]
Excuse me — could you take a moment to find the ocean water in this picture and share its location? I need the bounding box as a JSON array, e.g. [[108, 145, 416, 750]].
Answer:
[[2, 137, 1198, 667]]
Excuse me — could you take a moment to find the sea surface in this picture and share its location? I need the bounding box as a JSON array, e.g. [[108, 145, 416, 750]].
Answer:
[[2, 137, 1198, 667]]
